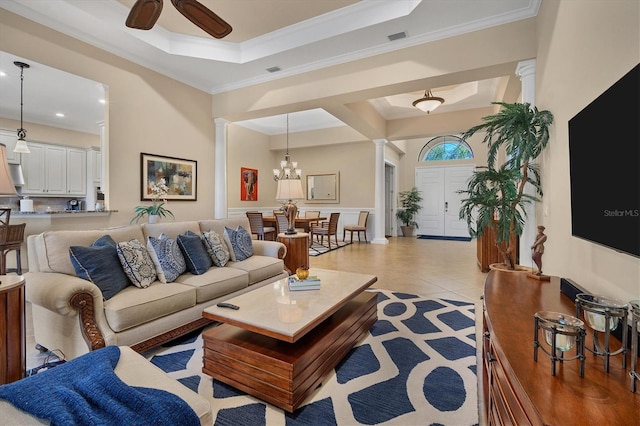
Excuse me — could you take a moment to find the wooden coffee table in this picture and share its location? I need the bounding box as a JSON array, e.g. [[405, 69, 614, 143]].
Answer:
[[201, 268, 377, 412]]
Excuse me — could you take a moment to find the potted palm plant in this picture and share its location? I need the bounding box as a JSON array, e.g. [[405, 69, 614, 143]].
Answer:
[[396, 187, 423, 237], [458, 102, 553, 270]]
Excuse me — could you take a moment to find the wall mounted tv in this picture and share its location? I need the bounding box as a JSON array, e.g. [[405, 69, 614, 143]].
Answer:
[[568, 63, 639, 258]]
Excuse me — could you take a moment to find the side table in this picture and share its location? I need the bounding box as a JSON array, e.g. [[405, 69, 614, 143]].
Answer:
[[277, 232, 310, 275], [0, 275, 25, 384]]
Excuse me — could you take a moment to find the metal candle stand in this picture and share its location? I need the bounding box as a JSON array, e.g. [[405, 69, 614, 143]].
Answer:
[[575, 293, 628, 373], [534, 311, 586, 376], [630, 300, 640, 392]]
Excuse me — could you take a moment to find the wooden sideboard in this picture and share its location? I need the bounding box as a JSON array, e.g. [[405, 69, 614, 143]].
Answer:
[[482, 271, 638, 425]]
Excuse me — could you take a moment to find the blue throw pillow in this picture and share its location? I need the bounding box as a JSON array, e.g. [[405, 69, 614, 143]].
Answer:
[[223, 226, 254, 261], [147, 234, 186, 283], [69, 235, 131, 300], [177, 231, 212, 275]]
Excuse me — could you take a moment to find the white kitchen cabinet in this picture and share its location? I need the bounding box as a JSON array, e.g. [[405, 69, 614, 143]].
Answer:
[[66, 148, 87, 195], [22, 142, 86, 195], [87, 148, 101, 184], [0, 130, 21, 164]]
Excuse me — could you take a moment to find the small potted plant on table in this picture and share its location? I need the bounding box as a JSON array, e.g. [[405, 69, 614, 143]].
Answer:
[[131, 178, 175, 224]]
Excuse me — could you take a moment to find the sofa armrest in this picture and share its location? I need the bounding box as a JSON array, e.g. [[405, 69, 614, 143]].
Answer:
[[252, 240, 287, 260], [25, 272, 108, 351]]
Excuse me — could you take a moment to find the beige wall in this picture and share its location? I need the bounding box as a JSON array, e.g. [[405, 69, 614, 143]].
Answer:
[[1, 11, 215, 226], [0, 118, 100, 148], [536, 0, 639, 302], [226, 121, 375, 209]]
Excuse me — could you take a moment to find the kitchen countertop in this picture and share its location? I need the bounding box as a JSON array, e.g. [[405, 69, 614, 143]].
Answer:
[[11, 210, 117, 217]]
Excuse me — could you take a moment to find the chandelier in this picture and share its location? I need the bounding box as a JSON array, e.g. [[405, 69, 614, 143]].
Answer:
[[273, 114, 302, 181], [274, 114, 304, 234], [13, 61, 31, 154], [412, 89, 445, 114]]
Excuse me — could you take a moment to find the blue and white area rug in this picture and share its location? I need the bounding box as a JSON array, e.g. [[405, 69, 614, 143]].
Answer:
[[145, 289, 478, 425], [309, 240, 351, 257]]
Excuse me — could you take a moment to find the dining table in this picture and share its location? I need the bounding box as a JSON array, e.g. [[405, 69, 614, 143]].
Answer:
[[262, 216, 326, 233]]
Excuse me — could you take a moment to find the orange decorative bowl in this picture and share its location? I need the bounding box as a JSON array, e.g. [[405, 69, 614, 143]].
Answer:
[[296, 266, 309, 280]]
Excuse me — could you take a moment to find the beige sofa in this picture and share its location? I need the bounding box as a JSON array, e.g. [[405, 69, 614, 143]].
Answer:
[[25, 218, 287, 360]]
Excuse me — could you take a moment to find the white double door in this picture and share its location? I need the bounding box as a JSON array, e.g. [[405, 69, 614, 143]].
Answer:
[[415, 165, 474, 238]]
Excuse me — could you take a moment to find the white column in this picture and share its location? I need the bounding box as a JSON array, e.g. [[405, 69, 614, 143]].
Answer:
[[214, 118, 229, 219], [516, 59, 537, 266], [372, 139, 389, 244]]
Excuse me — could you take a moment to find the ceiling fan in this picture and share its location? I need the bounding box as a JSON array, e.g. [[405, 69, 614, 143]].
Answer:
[[125, 0, 232, 39]]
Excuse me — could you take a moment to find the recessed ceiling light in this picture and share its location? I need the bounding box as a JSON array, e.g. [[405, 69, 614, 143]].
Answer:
[[0, 71, 6, 77], [56, 113, 65, 117], [99, 99, 106, 104]]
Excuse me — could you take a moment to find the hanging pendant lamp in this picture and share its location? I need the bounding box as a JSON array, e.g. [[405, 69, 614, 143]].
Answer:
[[14, 61, 31, 154]]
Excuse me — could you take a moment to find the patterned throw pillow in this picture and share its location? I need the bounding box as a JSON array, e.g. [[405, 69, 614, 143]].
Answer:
[[177, 231, 212, 275], [116, 239, 157, 288], [223, 226, 254, 261], [147, 234, 186, 283], [202, 230, 230, 267], [69, 235, 131, 300]]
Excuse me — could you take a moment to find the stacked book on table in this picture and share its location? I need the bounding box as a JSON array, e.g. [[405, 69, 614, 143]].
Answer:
[[288, 275, 321, 291]]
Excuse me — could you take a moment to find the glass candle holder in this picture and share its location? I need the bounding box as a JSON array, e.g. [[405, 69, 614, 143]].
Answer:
[[630, 300, 640, 392], [575, 293, 628, 373], [534, 311, 586, 377]]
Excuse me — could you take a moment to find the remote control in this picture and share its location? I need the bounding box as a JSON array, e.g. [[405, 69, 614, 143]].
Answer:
[[216, 302, 239, 310]]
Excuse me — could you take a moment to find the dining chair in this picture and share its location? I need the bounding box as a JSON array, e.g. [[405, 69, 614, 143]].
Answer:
[[274, 211, 304, 235], [310, 212, 340, 249], [0, 222, 26, 275], [343, 211, 369, 243], [245, 211, 276, 241]]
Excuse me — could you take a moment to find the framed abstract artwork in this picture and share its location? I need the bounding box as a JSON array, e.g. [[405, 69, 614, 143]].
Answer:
[[141, 153, 197, 201], [241, 167, 258, 201]]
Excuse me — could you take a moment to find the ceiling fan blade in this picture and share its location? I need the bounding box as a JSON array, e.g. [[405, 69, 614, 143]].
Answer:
[[126, 0, 163, 30], [171, 0, 232, 39]]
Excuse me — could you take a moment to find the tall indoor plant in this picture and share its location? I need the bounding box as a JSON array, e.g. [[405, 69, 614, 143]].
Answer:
[[396, 187, 423, 237], [458, 102, 554, 269]]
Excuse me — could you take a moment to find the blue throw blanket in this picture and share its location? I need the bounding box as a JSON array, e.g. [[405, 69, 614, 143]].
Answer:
[[0, 346, 199, 426]]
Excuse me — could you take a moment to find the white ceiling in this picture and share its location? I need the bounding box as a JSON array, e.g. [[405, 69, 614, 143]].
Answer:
[[0, 0, 540, 135]]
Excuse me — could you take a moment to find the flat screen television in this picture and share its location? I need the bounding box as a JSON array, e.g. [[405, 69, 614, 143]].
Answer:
[[568, 63, 639, 258]]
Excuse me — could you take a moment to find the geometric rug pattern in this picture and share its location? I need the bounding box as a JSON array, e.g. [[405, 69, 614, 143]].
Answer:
[[308, 240, 351, 257], [145, 289, 478, 425]]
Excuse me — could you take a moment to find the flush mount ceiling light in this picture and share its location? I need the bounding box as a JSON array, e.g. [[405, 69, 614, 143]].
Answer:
[[13, 61, 30, 154], [412, 89, 445, 114]]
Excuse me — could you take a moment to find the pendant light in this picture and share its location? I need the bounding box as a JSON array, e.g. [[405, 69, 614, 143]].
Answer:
[[13, 61, 30, 154], [412, 89, 445, 114]]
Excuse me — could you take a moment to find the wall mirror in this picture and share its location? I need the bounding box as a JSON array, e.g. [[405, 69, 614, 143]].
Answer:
[[306, 172, 339, 203]]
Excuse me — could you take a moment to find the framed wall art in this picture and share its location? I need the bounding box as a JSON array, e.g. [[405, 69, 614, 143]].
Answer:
[[241, 167, 258, 201], [141, 153, 197, 201]]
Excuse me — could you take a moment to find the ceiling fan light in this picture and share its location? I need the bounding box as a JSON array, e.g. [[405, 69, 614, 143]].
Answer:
[[413, 90, 445, 114]]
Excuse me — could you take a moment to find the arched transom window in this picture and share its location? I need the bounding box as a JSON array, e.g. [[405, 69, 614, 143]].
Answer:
[[418, 135, 473, 161]]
